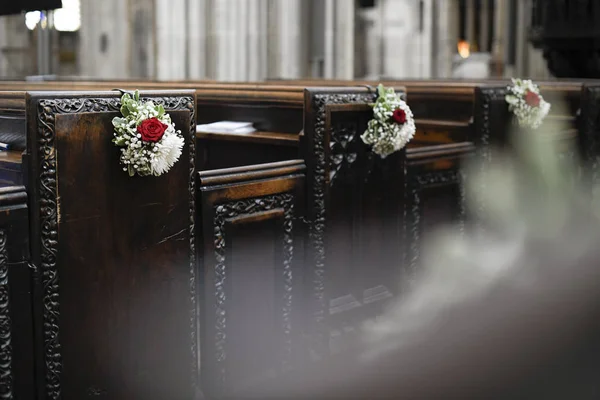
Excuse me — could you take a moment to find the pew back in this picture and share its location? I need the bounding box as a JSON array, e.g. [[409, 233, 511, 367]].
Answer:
[[198, 160, 306, 397], [579, 83, 600, 182], [303, 87, 406, 355], [26, 90, 199, 399], [0, 185, 32, 399]]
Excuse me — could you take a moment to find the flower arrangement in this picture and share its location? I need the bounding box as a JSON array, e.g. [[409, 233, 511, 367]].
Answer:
[[112, 90, 185, 177], [505, 78, 551, 129], [361, 84, 416, 158]]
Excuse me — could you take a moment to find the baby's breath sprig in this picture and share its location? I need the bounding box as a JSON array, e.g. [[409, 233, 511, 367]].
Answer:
[[361, 84, 416, 158]]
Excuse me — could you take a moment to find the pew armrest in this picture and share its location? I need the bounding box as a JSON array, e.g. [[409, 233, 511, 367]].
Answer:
[[0, 151, 24, 187], [198, 159, 305, 187], [0, 185, 29, 262], [196, 128, 300, 147]]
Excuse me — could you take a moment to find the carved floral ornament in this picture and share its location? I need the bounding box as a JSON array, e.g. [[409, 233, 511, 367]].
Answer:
[[505, 78, 551, 129], [361, 84, 416, 158], [112, 90, 185, 177]]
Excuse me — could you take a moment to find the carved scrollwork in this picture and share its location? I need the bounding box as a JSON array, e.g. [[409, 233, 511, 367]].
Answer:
[[36, 94, 197, 399], [329, 121, 361, 185], [404, 169, 461, 280], [580, 86, 600, 184], [413, 170, 460, 187], [0, 230, 12, 399], [211, 194, 295, 388], [307, 92, 377, 356], [472, 88, 508, 225]]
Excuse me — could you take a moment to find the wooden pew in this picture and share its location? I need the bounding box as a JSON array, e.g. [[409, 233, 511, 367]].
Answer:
[[5, 78, 587, 396], [577, 82, 600, 184], [24, 90, 200, 399], [0, 92, 27, 186], [0, 79, 484, 181], [4, 82, 469, 370], [469, 82, 585, 225], [0, 84, 307, 187], [301, 87, 471, 357], [198, 160, 306, 397], [0, 185, 33, 399], [195, 89, 303, 170], [14, 89, 308, 399]]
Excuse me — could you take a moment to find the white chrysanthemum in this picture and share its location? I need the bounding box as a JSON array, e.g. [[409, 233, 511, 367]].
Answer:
[[150, 126, 185, 176], [361, 85, 416, 158]]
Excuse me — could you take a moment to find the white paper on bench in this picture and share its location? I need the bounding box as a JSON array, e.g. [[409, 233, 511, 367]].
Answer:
[[197, 121, 257, 134]]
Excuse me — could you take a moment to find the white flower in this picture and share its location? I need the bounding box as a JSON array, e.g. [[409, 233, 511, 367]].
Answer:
[[361, 84, 416, 158], [505, 78, 551, 129], [150, 127, 185, 176], [111, 91, 184, 177]]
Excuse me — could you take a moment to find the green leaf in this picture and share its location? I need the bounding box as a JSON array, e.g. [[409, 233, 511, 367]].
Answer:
[[377, 84, 385, 97], [120, 105, 130, 117], [157, 104, 165, 117], [127, 102, 137, 114], [112, 116, 127, 125], [128, 165, 135, 177], [134, 90, 140, 102]]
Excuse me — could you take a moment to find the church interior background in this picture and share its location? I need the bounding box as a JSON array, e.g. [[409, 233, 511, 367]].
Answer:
[[0, 0, 551, 81]]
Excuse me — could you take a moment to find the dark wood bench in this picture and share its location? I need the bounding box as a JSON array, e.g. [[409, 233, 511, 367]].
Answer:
[[579, 82, 600, 184], [0, 79, 592, 398], [0, 185, 31, 399], [0, 89, 310, 399], [301, 87, 470, 357]]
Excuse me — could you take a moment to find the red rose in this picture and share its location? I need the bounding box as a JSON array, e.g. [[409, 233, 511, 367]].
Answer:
[[524, 90, 541, 107], [137, 117, 168, 142], [391, 108, 407, 124]]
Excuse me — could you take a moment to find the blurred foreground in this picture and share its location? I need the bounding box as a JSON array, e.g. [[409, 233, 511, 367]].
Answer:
[[239, 115, 600, 399]]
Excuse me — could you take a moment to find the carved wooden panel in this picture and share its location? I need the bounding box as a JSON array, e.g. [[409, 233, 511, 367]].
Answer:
[[473, 86, 582, 223], [26, 91, 198, 400], [0, 186, 32, 399], [199, 162, 305, 398], [403, 167, 465, 285], [0, 229, 11, 400], [303, 88, 407, 356], [579, 84, 600, 183]]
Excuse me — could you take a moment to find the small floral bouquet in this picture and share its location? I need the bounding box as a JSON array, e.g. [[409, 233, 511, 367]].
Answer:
[[361, 84, 416, 158], [112, 90, 185, 177], [505, 78, 551, 129]]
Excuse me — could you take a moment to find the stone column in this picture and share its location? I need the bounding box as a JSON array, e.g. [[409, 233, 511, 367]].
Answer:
[[514, 0, 528, 76], [466, 0, 476, 49], [0, 15, 32, 78], [210, 0, 229, 80], [480, 0, 490, 52], [355, 7, 378, 79], [381, 0, 431, 78], [436, 0, 460, 78], [155, 0, 187, 80], [79, 0, 129, 79], [491, 0, 506, 76], [258, 0, 269, 80], [187, 0, 208, 79], [417, 0, 433, 78], [323, 0, 335, 78], [247, 0, 262, 80], [266, 0, 279, 78], [236, 0, 249, 81], [267, 0, 304, 79], [334, 0, 355, 79], [129, 0, 156, 79]]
